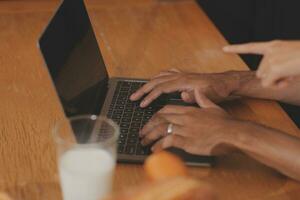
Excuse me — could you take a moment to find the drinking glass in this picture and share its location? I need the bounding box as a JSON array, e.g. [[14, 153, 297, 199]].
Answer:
[[53, 115, 119, 200]]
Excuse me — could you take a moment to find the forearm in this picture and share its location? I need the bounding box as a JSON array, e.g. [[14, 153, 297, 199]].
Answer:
[[230, 121, 300, 181], [226, 71, 300, 106]]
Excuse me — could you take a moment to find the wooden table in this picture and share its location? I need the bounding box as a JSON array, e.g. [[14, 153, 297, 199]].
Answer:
[[1, 0, 300, 199]]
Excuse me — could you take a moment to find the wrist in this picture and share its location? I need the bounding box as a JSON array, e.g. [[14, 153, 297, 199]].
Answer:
[[222, 71, 256, 96], [222, 120, 260, 151], [209, 120, 257, 155]]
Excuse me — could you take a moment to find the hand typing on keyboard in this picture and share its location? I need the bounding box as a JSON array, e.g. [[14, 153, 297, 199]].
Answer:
[[129, 68, 238, 108], [138, 93, 235, 156]]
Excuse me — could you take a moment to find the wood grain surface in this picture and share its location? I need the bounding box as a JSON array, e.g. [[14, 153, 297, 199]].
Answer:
[[0, 0, 299, 199]]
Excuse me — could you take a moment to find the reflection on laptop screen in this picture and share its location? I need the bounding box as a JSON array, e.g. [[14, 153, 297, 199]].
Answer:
[[39, 0, 108, 117]]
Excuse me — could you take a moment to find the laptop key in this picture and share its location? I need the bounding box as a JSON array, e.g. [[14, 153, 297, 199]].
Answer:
[[113, 110, 123, 115], [135, 107, 144, 112], [131, 82, 141, 87], [120, 123, 130, 128], [145, 110, 153, 115], [112, 114, 121, 119], [129, 128, 139, 133], [121, 118, 131, 123], [115, 105, 124, 110], [120, 128, 129, 134], [123, 112, 132, 118], [124, 108, 133, 112], [118, 139, 126, 144], [112, 94, 118, 99], [118, 145, 125, 153], [125, 100, 134, 105], [119, 92, 128, 97], [117, 96, 127, 101], [131, 122, 141, 128], [120, 81, 131, 87], [125, 103, 134, 108], [127, 138, 137, 144], [120, 87, 129, 92], [125, 145, 136, 154], [132, 117, 142, 122], [136, 145, 150, 155], [129, 133, 138, 138], [116, 100, 125, 105], [133, 112, 143, 117], [144, 115, 151, 120]]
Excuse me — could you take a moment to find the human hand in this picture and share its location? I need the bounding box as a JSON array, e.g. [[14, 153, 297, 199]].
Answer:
[[223, 40, 300, 88], [140, 91, 241, 155], [130, 68, 239, 108]]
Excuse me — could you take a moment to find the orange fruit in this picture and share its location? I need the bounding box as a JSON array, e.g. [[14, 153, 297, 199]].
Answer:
[[0, 192, 12, 200], [144, 151, 187, 181]]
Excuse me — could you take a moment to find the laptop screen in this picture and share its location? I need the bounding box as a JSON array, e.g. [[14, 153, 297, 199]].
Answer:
[[39, 0, 109, 117]]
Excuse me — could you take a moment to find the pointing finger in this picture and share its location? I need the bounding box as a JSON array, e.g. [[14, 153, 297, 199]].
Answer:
[[223, 42, 269, 54]]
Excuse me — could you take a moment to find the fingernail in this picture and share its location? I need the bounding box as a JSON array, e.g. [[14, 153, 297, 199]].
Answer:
[[140, 100, 147, 107], [151, 146, 156, 152], [130, 94, 136, 100]]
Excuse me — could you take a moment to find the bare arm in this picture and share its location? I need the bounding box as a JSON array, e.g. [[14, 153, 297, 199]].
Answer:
[[232, 121, 300, 181], [227, 70, 300, 106], [130, 69, 300, 108]]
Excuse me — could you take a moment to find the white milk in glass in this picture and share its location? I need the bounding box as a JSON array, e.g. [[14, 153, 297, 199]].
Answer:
[[59, 147, 115, 200]]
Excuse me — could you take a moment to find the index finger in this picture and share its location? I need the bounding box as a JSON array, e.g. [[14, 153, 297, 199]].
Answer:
[[223, 42, 269, 54], [139, 79, 186, 107], [130, 75, 177, 101]]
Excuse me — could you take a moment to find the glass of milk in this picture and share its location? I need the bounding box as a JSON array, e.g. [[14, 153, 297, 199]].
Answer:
[[53, 115, 120, 200]]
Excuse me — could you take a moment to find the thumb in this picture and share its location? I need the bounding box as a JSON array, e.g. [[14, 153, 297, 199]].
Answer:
[[195, 90, 220, 109], [181, 91, 196, 103]]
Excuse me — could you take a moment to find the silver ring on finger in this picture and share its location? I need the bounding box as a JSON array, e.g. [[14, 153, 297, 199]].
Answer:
[[167, 123, 173, 135]]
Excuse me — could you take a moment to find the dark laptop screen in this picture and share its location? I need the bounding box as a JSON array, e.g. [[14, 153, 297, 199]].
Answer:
[[39, 0, 108, 117]]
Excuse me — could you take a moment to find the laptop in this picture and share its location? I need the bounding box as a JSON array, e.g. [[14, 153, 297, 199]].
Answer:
[[38, 0, 213, 166]]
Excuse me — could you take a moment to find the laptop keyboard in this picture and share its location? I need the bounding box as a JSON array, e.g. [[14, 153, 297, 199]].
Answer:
[[106, 81, 163, 156]]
